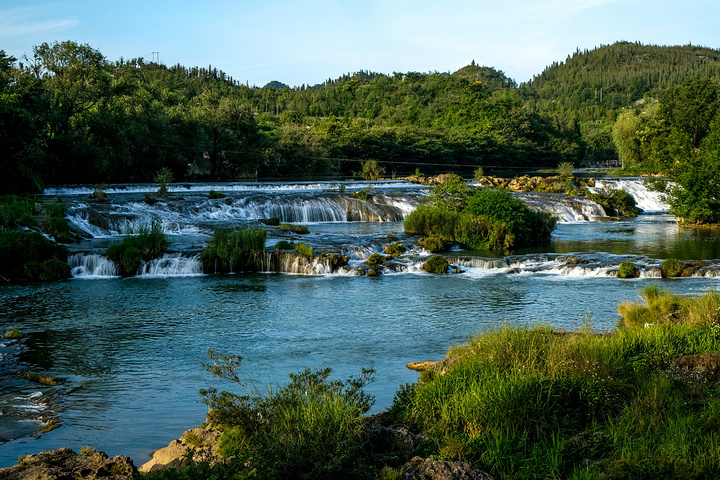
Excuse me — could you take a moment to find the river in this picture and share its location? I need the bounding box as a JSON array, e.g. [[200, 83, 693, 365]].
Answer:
[[1, 178, 719, 467]]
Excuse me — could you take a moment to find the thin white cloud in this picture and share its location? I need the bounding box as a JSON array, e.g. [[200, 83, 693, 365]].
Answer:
[[0, 7, 79, 39]]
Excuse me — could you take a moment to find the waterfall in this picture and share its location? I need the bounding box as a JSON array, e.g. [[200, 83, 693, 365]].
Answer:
[[138, 254, 203, 277], [515, 192, 607, 222], [591, 179, 670, 212], [69, 253, 119, 278]]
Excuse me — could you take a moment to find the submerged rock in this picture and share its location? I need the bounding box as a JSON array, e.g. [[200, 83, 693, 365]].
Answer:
[[401, 455, 494, 480], [0, 448, 137, 480]]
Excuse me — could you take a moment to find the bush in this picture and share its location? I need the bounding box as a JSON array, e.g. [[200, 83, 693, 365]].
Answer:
[[556, 161, 574, 179], [365, 253, 384, 266], [154, 167, 173, 197], [201, 227, 267, 274], [384, 242, 406, 256], [0, 230, 68, 282], [106, 219, 169, 276], [0, 195, 38, 229], [618, 261, 640, 278], [39, 259, 71, 281], [418, 235, 448, 253], [260, 217, 280, 226], [350, 190, 370, 201], [588, 186, 640, 217], [42, 202, 72, 242], [294, 242, 313, 257], [358, 159, 385, 180], [278, 223, 309, 234], [5, 328, 23, 339], [208, 190, 226, 199], [429, 173, 473, 212], [423, 255, 449, 274], [275, 240, 292, 250], [474, 167, 484, 180], [661, 258, 686, 278], [200, 350, 375, 480]]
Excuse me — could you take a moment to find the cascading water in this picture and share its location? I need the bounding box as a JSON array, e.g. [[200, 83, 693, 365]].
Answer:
[[516, 192, 607, 222], [590, 178, 671, 212]]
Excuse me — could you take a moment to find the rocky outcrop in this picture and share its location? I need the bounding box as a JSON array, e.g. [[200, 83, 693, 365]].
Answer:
[[401, 456, 494, 480], [366, 412, 427, 468], [0, 448, 137, 480], [139, 426, 223, 473], [407, 354, 461, 376]]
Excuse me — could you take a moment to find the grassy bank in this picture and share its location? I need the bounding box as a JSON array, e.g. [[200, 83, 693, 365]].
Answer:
[[391, 286, 720, 479]]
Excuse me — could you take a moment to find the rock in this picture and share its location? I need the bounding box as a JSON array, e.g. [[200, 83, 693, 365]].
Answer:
[[0, 447, 137, 480], [401, 456, 494, 480], [671, 352, 720, 384], [139, 426, 223, 473], [407, 361, 438, 372], [366, 412, 428, 467]]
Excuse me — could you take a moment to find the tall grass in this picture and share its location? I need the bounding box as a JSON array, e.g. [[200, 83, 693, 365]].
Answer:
[[392, 286, 720, 479], [200, 227, 267, 273], [106, 219, 169, 276]]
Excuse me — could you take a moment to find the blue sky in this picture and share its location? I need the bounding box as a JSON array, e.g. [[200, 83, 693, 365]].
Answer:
[[2, 0, 720, 87]]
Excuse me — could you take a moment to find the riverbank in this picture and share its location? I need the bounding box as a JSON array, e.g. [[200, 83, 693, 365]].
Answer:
[[5, 286, 719, 480]]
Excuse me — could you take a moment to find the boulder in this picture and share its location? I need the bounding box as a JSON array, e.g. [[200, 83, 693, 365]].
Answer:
[[401, 455, 494, 480], [0, 448, 137, 480], [366, 412, 428, 468], [139, 426, 223, 473], [671, 352, 720, 384]]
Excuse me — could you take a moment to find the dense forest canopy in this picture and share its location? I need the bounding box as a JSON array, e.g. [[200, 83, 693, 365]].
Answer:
[[1, 40, 720, 195]]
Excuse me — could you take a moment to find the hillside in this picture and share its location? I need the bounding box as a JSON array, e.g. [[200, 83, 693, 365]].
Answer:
[[520, 41, 720, 121]]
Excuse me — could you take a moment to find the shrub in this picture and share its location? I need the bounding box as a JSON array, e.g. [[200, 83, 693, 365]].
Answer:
[[143, 194, 158, 205], [279, 223, 309, 234], [358, 159, 385, 180], [351, 190, 370, 201], [39, 259, 71, 281], [5, 328, 23, 339], [618, 261, 640, 278], [200, 350, 375, 480], [294, 242, 313, 257], [429, 173, 473, 212], [423, 255, 449, 274], [661, 258, 686, 278], [106, 219, 169, 276], [0, 230, 68, 282], [404, 204, 459, 240], [0, 195, 38, 229], [275, 240, 292, 250], [154, 167, 173, 197], [556, 161, 574, 179], [384, 242, 406, 257], [208, 190, 226, 199], [418, 235, 448, 253], [365, 253, 384, 266], [93, 184, 108, 201], [588, 186, 640, 217], [474, 166, 484, 180], [260, 217, 280, 226], [201, 227, 267, 273], [42, 202, 72, 243]]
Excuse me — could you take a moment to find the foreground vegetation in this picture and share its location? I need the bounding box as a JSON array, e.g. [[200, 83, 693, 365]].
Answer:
[[392, 286, 720, 479], [141, 287, 720, 480]]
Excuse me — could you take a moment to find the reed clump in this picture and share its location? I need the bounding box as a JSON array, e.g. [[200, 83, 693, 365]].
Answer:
[[106, 219, 169, 276], [200, 227, 267, 273], [390, 286, 720, 479]]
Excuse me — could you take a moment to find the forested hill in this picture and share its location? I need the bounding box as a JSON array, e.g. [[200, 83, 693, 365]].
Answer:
[[521, 41, 720, 120], [2, 40, 720, 192]]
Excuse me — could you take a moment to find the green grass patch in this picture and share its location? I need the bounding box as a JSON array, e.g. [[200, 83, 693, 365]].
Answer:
[[661, 258, 686, 278], [278, 223, 309, 234], [201, 227, 267, 274], [106, 219, 169, 276], [391, 287, 720, 479]]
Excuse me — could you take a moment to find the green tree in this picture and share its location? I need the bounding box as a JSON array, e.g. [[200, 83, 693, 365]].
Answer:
[[612, 111, 643, 168], [668, 117, 720, 224]]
